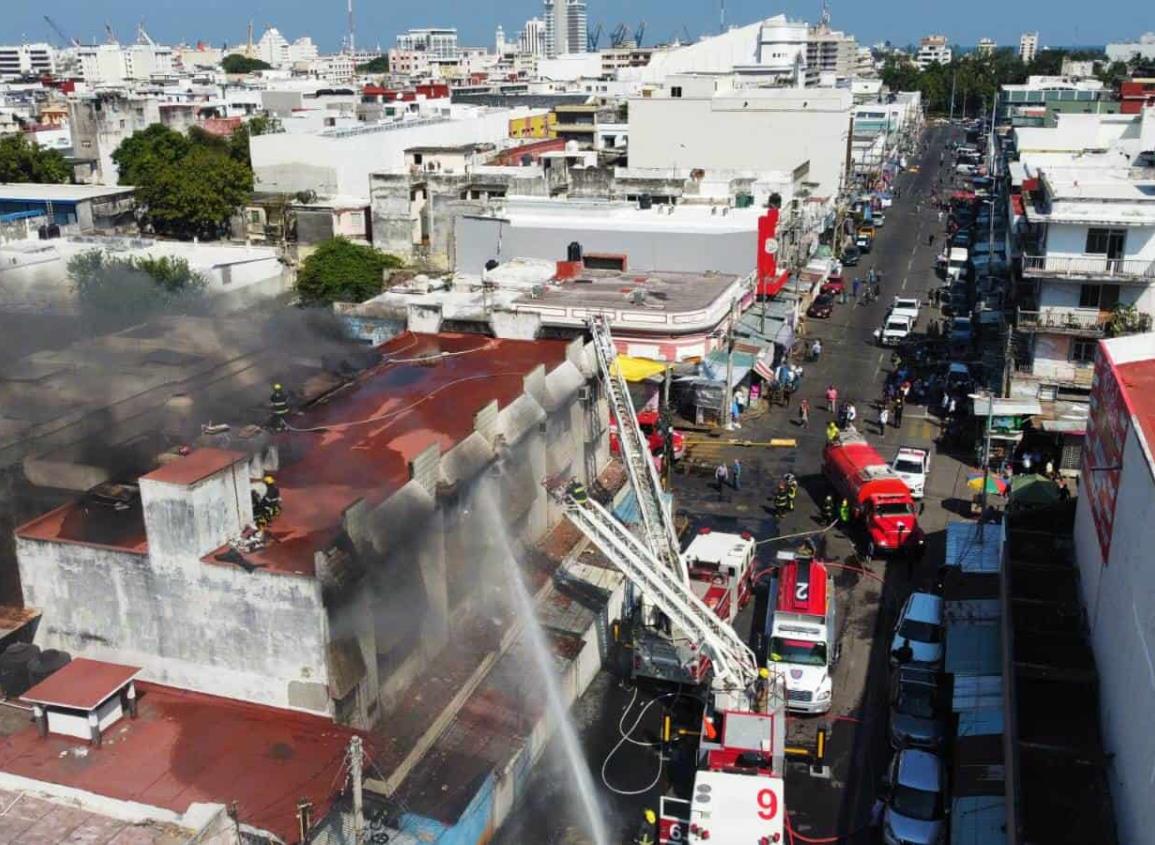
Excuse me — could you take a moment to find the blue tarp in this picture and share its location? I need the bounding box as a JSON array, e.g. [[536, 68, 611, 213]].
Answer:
[[951, 797, 1007, 845], [945, 621, 1002, 676], [613, 490, 674, 528], [944, 520, 1005, 573]]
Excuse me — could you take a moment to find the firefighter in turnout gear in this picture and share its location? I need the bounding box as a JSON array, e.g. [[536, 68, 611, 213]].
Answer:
[[839, 497, 851, 526], [822, 494, 836, 525], [254, 475, 282, 528], [634, 809, 657, 845], [269, 383, 289, 431], [567, 479, 589, 505], [785, 473, 799, 512], [773, 481, 790, 516]]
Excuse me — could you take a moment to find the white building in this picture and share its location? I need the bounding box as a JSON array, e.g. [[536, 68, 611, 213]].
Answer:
[[627, 75, 852, 198], [255, 28, 290, 67], [1013, 110, 1155, 393], [807, 24, 857, 83], [1019, 32, 1039, 64], [389, 49, 432, 77], [519, 18, 548, 57], [544, 0, 588, 57], [915, 35, 952, 69], [977, 38, 997, 56], [396, 28, 460, 59], [1106, 32, 1155, 63], [0, 43, 55, 80], [1072, 331, 1155, 845]]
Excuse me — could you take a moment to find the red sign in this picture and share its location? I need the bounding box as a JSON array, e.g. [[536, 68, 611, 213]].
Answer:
[[756, 208, 781, 297], [1083, 346, 1129, 563]]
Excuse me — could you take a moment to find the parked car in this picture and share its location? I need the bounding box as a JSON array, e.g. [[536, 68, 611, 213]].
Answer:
[[891, 447, 931, 499], [841, 246, 862, 266], [807, 292, 836, 318], [821, 274, 846, 295], [948, 315, 974, 344], [890, 592, 944, 668], [889, 666, 948, 750], [944, 362, 973, 393], [874, 212, 887, 228], [891, 297, 921, 326], [876, 314, 914, 347], [856, 233, 874, 254], [881, 748, 949, 845]]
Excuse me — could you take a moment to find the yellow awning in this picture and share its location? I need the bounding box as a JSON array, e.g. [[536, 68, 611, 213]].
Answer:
[[615, 356, 668, 382]]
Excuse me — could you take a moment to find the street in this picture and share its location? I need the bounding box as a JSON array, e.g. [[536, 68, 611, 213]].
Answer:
[[496, 122, 988, 845]]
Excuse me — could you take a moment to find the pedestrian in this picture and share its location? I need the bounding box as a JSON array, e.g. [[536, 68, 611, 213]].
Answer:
[[799, 398, 810, 428], [845, 402, 858, 427], [852, 277, 861, 300], [731, 458, 742, 490], [879, 406, 890, 432], [940, 390, 950, 416], [1045, 458, 1055, 479], [928, 232, 935, 247], [938, 209, 944, 223], [826, 384, 838, 413], [895, 395, 905, 425], [786, 474, 799, 511], [891, 637, 914, 665], [715, 463, 729, 497], [1058, 477, 1071, 501], [948, 396, 957, 419], [826, 420, 840, 444]]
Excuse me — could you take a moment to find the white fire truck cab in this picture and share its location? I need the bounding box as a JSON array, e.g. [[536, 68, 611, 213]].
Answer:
[[764, 551, 837, 714]]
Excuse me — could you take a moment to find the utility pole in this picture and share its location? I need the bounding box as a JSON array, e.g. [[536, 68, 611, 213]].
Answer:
[[350, 736, 365, 844], [721, 296, 737, 429], [949, 72, 957, 123]]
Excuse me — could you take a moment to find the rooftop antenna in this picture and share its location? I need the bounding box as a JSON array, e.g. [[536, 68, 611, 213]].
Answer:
[[346, 0, 356, 54], [719, 0, 725, 34], [819, 0, 831, 28], [247, 20, 254, 57]]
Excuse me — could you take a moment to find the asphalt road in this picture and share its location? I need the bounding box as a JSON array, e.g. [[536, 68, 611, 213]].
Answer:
[[495, 123, 982, 845]]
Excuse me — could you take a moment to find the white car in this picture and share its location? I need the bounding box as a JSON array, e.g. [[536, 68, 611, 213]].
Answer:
[[876, 314, 913, 347], [891, 297, 921, 325], [891, 447, 931, 499], [874, 212, 887, 227], [891, 592, 944, 668]]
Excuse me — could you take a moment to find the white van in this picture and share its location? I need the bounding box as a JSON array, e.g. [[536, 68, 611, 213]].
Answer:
[[947, 248, 968, 282]]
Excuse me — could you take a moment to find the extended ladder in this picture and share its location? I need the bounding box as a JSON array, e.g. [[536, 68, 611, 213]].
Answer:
[[588, 315, 688, 587], [558, 491, 758, 693]]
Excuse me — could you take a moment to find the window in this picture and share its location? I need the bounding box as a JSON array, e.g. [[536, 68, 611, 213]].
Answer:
[[1078, 284, 1120, 309], [1071, 338, 1097, 364], [671, 86, 682, 98], [1085, 227, 1126, 258], [413, 153, 423, 165]]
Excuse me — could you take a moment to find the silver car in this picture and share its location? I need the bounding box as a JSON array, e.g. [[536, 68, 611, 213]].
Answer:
[[889, 666, 947, 750], [882, 748, 948, 845]]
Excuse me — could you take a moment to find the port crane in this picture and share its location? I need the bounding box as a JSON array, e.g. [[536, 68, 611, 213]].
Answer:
[[552, 317, 787, 843]]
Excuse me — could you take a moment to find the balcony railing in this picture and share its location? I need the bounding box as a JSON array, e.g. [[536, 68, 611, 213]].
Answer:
[[1017, 307, 1108, 336], [1022, 254, 1155, 282]]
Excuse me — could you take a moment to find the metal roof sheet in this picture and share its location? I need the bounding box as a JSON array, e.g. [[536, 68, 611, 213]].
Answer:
[[958, 707, 1005, 737], [944, 521, 1005, 573], [945, 598, 1002, 624], [945, 621, 1002, 676], [951, 797, 1008, 845], [953, 674, 1003, 712]]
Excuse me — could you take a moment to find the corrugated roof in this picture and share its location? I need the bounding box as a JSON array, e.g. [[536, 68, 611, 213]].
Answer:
[[945, 621, 1002, 676], [944, 520, 1005, 573], [951, 797, 1008, 845], [953, 674, 1003, 712], [958, 706, 1005, 737], [945, 598, 1002, 624]]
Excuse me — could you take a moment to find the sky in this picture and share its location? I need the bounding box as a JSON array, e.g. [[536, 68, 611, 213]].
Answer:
[[7, 0, 1148, 53]]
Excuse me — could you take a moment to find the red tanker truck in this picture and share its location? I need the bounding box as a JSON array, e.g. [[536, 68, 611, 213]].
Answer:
[[823, 427, 925, 558]]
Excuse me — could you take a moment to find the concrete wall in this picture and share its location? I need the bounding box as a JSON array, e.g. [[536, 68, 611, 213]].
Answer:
[[1073, 423, 1155, 845], [454, 213, 756, 276], [628, 88, 851, 198], [1045, 222, 1155, 261]]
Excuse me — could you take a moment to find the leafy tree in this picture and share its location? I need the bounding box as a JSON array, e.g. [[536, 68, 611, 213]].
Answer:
[[226, 113, 282, 168], [112, 124, 253, 239], [222, 54, 272, 74], [70, 250, 207, 325], [0, 133, 70, 183], [296, 238, 403, 305], [356, 55, 389, 74], [1106, 304, 1153, 338]]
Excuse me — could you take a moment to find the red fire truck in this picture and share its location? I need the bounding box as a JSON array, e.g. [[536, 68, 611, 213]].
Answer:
[[824, 428, 925, 557]]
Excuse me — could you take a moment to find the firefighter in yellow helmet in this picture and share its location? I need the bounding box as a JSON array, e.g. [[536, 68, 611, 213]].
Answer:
[[269, 382, 290, 430], [634, 809, 658, 845], [261, 475, 282, 521]]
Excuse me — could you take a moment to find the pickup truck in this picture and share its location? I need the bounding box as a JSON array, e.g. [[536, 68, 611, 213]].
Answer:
[[891, 446, 931, 499], [876, 314, 914, 347], [891, 297, 921, 325]]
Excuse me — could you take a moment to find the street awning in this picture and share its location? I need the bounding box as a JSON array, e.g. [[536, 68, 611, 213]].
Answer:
[[703, 350, 756, 387], [615, 356, 668, 383], [1039, 419, 1086, 435], [971, 397, 1042, 417]]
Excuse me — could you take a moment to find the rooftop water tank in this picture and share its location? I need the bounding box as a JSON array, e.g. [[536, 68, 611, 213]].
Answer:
[[28, 649, 71, 687], [0, 642, 40, 697]]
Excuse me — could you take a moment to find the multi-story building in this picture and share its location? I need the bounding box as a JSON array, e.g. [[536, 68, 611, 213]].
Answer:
[[977, 38, 997, 56], [543, 0, 587, 57], [600, 46, 655, 74], [915, 35, 952, 69], [1014, 162, 1155, 394], [1019, 31, 1039, 64], [519, 17, 548, 57], [0, 43, 55, 80], [395, 28, 460, 60], [388, 49, 432, 77], [1106, 32, 1155, 63], [68, 92, 199, 184], [807, 24, 856, 82], [998, 75, 1116, 127]]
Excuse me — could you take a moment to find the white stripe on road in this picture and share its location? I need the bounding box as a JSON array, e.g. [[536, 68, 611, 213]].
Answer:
[[873, 352, 884, 379], [901, 276, 908, 290]]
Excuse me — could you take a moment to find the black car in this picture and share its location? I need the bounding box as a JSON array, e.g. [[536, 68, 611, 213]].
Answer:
[[807, 292, 836, 318], [889, 666, 948, 750], [841, 246, 861, 266]]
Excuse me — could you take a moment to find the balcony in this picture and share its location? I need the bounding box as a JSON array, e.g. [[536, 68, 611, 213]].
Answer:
[[1017, 307, 1108, 336], [1022, 254, 1155, 283]]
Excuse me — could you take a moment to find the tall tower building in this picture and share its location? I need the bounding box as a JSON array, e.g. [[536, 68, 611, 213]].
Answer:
[[543, 0, 588, 57], [1019, 31, 1039, 63]]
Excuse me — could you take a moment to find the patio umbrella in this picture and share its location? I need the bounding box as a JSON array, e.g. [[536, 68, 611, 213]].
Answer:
[[967, 471, 1008, 496]]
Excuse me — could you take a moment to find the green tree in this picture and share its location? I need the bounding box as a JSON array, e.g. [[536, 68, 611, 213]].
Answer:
[[222, 54, 273, 74], [226, 113, 282, 168], [0, 133, 70, 183], [296, 238, 403, 305], [356, 55, 389, 73], [70, 249, 207, 324], [113, 124, 253, 240]]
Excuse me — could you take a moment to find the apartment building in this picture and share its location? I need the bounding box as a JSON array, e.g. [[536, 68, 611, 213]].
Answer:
[[807, 24, 857, 82], [543, 0, 588, 57], [396, 28, 460, 59], [916, 35, 952, 69], [0, 43, 55, 80], [1019, 32, 1040, 64], [977, 38, 997, 57]]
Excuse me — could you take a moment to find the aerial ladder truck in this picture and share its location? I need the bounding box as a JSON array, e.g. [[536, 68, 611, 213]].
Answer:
[[550, 317, 788, 843]]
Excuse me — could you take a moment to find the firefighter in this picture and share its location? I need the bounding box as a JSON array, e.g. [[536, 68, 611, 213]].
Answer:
[[262, 475, 282, 520], [634, 809, 658, 845], [773, 482, 790, 516], [753, 666, 771, 711], [567, 479, 589, 505], [822, 494, 836, 524], [269, 383, 290, 431], [826, 420, 840, 444], [785, 474, 799, 512], [838, 497, 851, 526]]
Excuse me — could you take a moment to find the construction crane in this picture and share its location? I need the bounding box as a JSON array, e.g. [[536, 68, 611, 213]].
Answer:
[[104, 23, 119, 45], [587, 22, 603, 51], [136, 22, 155, 47], [634, 21, 647, 48], [43, 16, 79, 49], [587, 315, 686, 586], [609, 23, 629, 48]]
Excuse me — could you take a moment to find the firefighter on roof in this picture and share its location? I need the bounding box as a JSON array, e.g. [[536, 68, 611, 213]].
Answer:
[[269, 383, 289, 430], [567, 479, 589, 505]]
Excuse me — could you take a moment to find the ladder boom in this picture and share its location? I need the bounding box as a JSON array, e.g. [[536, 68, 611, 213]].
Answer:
[[588, 316, 687, 585]]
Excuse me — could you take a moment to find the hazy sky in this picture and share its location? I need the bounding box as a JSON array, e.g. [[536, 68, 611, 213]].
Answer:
[[8, 0, 1146, 53]]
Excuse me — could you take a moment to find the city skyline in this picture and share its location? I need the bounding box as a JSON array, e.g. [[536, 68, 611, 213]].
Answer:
[[1, 0, 1144, 53]]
